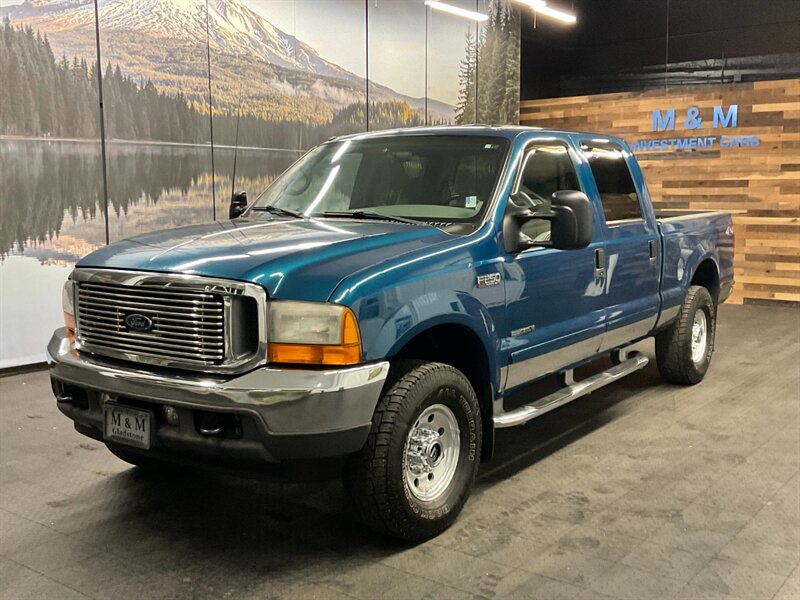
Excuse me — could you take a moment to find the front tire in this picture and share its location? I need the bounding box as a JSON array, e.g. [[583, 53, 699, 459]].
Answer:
[[344, 361, 481, 541], [655, 285, 716, 385]]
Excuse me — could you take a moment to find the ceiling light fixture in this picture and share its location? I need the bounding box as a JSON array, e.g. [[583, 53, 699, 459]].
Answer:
[[519, 0, 577, 25], [424, 0, 489, 22]]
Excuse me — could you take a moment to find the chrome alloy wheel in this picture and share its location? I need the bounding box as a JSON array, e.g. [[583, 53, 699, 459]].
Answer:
[[691, 309, 708, 363], [403, 403, 461, 502]]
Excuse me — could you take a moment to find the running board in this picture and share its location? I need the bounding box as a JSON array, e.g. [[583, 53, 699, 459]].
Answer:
[[493, 351, 649, 428]]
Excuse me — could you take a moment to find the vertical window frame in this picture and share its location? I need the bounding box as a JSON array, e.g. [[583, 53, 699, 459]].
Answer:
[[580, 139, 646, 226]]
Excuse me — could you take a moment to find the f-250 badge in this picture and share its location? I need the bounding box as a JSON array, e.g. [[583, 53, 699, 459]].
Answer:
[[477, 272, 501, 288]]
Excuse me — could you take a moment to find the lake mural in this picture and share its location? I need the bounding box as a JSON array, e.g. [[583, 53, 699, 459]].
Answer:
[[0, 0, 520, 368]]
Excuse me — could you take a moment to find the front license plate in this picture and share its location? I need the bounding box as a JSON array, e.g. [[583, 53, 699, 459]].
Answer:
[[104, 403, 152, 450]]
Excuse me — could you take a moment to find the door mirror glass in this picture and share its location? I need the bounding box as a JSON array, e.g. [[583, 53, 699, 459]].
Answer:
[[229, 190, 248, 219], [503, 190, 592, 252]]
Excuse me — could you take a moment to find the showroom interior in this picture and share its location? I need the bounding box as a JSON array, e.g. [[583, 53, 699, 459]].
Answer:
[[0, 0, 798, 598]]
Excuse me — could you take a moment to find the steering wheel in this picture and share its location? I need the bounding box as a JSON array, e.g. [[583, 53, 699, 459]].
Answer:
[[510, 189, 547, 211]]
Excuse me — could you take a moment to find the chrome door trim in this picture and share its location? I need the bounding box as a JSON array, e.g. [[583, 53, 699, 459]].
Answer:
[[495, 351, 649, 428], [654, 304, 681, 329], [504, 316, 658, 391], [598, 317, 656, 353], [505, 333, 603, 390]]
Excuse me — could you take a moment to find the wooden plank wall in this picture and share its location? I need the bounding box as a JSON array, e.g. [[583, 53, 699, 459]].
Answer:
[[520, 79, 800, 304]]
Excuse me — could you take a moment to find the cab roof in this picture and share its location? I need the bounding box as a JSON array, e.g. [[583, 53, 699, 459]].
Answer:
[[333, 124, 626, 146]]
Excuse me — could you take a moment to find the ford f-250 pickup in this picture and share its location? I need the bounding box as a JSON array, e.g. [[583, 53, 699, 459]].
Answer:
[[49, 126, 734, 540]]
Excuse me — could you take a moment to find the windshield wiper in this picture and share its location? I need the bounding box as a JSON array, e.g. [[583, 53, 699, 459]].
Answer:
[[316, 210, 422, 225], [249, 205, 306, 219]]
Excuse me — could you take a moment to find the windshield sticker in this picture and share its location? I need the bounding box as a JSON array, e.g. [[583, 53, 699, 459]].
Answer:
[[465, 196, 478, 209]]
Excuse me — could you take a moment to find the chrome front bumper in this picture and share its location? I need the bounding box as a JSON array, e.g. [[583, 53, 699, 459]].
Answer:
[[47, 328, 389, 463]]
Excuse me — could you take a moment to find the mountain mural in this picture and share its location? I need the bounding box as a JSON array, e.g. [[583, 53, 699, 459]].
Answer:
[[4, 0, 453, 127], [0, 0, 521, 368]]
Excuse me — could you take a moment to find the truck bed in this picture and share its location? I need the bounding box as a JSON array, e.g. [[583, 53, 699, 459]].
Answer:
[[655, 209, 730, 221], [657, 209, 735, 316]]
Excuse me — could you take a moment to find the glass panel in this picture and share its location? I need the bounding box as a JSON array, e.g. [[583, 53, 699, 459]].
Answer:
[[582, 142, 643, 222], [427, 0, 478, 125], [0, 2, 102, 367], [476, 0, 520, 124], [95, 0, 215, 240], [294, 0, 366, 143], [208, 0, 303, 215], [367, 0, 427, 131]]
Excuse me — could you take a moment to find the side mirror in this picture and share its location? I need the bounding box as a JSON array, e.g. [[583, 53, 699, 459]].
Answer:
[[229, 190, 248, 219], [503, 190, 592, 252], [548, 190, 593, 250]]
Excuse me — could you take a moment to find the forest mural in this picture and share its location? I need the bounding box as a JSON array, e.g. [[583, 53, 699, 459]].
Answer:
[[456, 2, 521, 125], [0, 18, 432, 147], [0, 0, 520, 368]]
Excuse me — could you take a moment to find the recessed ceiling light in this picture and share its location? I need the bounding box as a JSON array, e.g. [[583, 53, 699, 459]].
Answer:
[[518, 0, 577, 25], [424, 1, 489, 22]]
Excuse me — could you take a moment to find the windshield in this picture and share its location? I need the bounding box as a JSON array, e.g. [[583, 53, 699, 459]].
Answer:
[[248, 135, 509, 224]]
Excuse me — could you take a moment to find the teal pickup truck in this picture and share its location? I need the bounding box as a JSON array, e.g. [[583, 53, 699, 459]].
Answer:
[[49, 126, 734, 540]]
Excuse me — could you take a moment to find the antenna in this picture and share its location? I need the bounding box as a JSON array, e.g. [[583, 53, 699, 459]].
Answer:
[[204, 0, 216, 220], [230, 86, 244, 199]]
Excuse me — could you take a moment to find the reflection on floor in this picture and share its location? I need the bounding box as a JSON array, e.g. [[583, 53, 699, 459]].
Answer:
[[1, 304, 799, 599]]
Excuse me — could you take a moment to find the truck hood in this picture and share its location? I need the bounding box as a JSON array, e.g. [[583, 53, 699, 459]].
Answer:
[[77, 218, 453, 301]]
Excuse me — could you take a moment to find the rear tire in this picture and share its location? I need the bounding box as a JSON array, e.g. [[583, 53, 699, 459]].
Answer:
[[344, 361, 481, 541], [655, 285, 716, 385]]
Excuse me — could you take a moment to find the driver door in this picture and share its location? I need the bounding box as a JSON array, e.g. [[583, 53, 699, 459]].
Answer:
[[502, 139, 607, 390]]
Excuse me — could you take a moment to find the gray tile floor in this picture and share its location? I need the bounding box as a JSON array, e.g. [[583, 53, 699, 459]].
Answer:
[[1, 304, 798, 600]]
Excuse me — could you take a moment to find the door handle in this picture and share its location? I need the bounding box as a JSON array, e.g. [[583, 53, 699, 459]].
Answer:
[[648, 239, 657, 262], [595, 248, 606, 277]]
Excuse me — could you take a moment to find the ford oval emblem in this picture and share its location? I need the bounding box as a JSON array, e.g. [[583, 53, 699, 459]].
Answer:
[[125, 313, 153, 332]]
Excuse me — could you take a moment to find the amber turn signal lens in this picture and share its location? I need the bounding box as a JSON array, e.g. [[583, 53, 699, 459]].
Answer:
[[64, 312, 76, 343], [268, 342, 360, 366], [268, 307, 362, 366]]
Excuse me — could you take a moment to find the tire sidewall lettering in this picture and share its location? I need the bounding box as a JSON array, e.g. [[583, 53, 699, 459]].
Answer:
[[401, 380, 479, 522]]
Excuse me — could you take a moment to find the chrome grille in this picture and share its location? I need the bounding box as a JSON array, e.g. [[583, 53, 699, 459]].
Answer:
[[76, 281, 226, 367]]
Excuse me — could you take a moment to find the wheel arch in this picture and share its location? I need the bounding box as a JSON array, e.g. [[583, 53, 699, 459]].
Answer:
[[389, 321, 496, 460], [690, 256, 721, 303]]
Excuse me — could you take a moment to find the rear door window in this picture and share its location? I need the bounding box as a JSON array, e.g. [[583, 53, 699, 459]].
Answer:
[[582, 141, 643, 224]]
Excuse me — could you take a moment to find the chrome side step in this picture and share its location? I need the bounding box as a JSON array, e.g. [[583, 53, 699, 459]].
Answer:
[[493, 351, 649, 429]]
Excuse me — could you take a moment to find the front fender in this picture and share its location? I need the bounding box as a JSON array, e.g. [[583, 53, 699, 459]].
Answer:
[[343, 287, 505, 399], [388, 290, 498, 358], [330, 224, 507, 396]]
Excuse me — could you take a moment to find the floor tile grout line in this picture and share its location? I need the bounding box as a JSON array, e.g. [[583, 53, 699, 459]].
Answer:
[[0, 504, 180, 580], [666, 414, 800, 599], [440, 371, 797, 595], [376, 549, 516, 598], [1, 554, 97, 600], [479, 418, 605, 480]]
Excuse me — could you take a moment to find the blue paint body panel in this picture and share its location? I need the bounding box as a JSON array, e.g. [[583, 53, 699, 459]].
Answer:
[[76, 126, 735, 405]]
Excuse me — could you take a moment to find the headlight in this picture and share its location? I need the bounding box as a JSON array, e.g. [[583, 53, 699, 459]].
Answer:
[[62, 278, 76, 340], [267, 301, 361, 366]]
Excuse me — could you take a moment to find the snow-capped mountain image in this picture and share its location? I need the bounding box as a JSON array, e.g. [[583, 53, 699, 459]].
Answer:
[[13, 0, 355, 80], [5, 0, 453, 127]]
